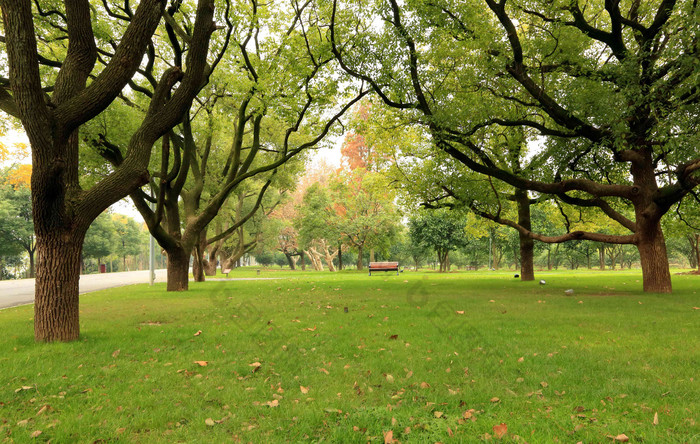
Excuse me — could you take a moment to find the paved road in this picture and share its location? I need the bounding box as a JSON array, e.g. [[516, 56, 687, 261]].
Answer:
[[0, 269, 168, 310]]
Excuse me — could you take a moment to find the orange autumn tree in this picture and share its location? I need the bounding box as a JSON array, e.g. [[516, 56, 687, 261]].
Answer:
[[5, 164, 32, 189]]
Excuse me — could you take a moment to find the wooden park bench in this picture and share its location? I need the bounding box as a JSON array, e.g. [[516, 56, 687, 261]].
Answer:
[[368, 261, 399, 276], [222, 268, 232, 277]]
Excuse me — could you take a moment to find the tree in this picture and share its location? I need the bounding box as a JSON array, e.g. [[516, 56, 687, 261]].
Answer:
[[254, 251, 274, 267], [296, 183, 342, 271], [83, 212, 117, 270], [94, 1, 365, 290], [0, 0, 218, 341], [331, 168, 400, 270], [409, 210, 470, 272], [112, 214, 143, 271], [0, 165, 35, 277], [330, 0, 700, 293]]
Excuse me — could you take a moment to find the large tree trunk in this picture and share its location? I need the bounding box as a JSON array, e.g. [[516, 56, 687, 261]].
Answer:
[[515, 189, 535, 281], [637, 222, 672, 293], [357, 245, 364, 270], [166, 247, 190, 291], [34, 230, 85, 342]]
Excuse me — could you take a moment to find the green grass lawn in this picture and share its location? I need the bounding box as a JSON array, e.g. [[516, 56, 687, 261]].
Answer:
[[1, 269, 698, 443]]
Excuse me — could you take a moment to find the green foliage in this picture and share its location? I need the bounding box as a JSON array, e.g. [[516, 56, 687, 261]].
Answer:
[[0, 168, 34, 277], [409, 210, 470, 267], [296, 183, 339, 248], [254, 251, 275, 267], [331, 168, 401, 257], [83, 213, 118, 262]]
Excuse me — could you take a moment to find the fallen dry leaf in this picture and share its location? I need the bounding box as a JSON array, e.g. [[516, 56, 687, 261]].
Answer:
[[517, 357, 524, 363], [493, 423, 508, 438], [385, 374, 395, 383], [111, 349, 120, 358], [383, 430, 394, 444], [36, 405, 51, 416], [205, 418, 215, 426], [319, 368, 330, 375], [304, 326, 317, 331], [266, 399, 279, 407], [653, 412, 659, 425], [389, 334, 398, 340], [194, 330, 202, 336], [249, 362, 262, 372], [30, 430, 42, 438], [420, 382, 430, 389], [194, 361, 208, 367], [490, 397, 500, 403], [608, 434, 629, 442], [456, 310, 465, 315], [15, 386, 33, 393], [300, 386, 309, 394], [434, 411, 444, 418]]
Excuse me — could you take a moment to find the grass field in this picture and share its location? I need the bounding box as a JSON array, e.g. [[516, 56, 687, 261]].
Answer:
[[1, 268, 698, 443]]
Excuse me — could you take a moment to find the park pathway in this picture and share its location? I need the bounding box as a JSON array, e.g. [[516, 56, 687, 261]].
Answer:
[[0, 269, 168, 310]]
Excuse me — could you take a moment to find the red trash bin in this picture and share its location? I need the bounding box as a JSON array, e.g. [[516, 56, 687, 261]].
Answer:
[[100, 264, 106, 273]]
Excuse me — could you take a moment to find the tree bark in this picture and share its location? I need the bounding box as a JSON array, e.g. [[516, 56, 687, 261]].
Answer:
[[637, 222, 672, 293], [338, 243, 343, 270], [34, 230, 85, 342], [192, 255, 205, 282], [192, 231, 206, 282], [515, 189, 535, 281], [285, 252, 297, 270], [166, 247, 190, 291], [28, 250, 35, 278], [357, 245, 364, 270]]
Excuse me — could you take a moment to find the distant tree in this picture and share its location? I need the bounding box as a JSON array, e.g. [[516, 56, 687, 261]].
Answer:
[[409, 210, 469, 272], [331, 169, 400, 270], [296, 183, 341, 271], [255, 251, 275, 267], [274, 252, 288, 268], [83, 213, 118, 271], [112, 214, 143, 271], [0, 166, 36, 277]]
